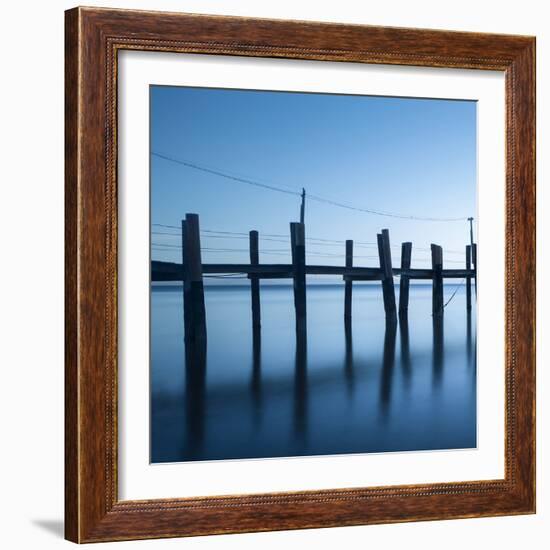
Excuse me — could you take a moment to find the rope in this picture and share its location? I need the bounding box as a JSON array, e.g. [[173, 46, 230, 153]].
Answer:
[[443, 278, 466, 309], [203, 273, 248, 279]]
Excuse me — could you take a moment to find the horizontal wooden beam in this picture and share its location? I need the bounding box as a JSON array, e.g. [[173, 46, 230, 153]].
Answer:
[[151, 260, 476, 282], [205, 264, 293, 274], [393, 268, 475, 279], [247, 273, 292, 279], [343, 275, 383, 281], [346, 268, 474, 281], [306, 265, 381, 276]]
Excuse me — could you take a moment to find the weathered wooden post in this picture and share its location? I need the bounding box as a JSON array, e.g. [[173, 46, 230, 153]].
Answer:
[[181, 219, 190, 340], [466, 244, 472, 310], [472, 242, 477, 296], [399, 242, 412, 317], [377, 229, 397, 320], [290, 222, 307, 336], [182, 213, 207, 351], [344, 239, 353, 327], [249, 230, 261, 330], [431, 244, 444, 316]]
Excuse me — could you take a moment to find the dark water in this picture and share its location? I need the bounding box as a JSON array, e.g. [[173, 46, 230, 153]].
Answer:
[[151, 283, 476, 463]]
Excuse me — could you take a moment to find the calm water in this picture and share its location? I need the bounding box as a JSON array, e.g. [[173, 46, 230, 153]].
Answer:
[[151, 283, 476, 463]]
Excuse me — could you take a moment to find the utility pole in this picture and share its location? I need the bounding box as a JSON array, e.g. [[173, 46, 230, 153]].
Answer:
[[468, 217, 474, 249], [300, 188, 306, 225]]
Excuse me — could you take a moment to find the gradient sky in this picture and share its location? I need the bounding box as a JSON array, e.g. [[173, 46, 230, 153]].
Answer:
[[150, 85, 476, 271]]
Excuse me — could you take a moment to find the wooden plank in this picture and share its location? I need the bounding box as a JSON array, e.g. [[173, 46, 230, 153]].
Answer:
[[395, 268, 432, 279], [343, 275, 384, 281], [291, 222, 307, 335], [307, 265, 380, 276], [399, 242, 412, 316], [247, 273, 293, 280], [205, 264, 292, 275], [443, 269, 474, 278], [466, 245, 472, 310], [396, 268, 474, 279], [344, 240, 353, 324], [249, 231, 261, 330], [151, 260, 184, 281], [431, 243, 444, 316], [151, 260, 475, 281], [378, 229, 397, 319], [182, 214, 207, 349]]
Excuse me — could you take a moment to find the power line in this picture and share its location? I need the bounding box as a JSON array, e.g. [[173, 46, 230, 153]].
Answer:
[[152, 224, 466, 255], [151, 244, 464, 263], [306, 193, 467, 222], [151, 152, 301, 197], [151, 152, 470, 222]]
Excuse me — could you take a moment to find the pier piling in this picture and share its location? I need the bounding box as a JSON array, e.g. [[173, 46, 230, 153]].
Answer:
[[466, 244, 472, 310], [399, 242, 412, 317], [378, 229, 397, 320], [472, 243, 478, 295], [431, 244, 444, 316], [249, 230, 261, 330], [158, 214, 478, 349], [344, 239, 353, 327], [182, 213, 207, 351], [290, 222, 307, 335]]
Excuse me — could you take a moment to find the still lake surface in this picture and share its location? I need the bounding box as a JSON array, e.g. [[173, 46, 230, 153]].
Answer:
[[151, 283, 476, 463]]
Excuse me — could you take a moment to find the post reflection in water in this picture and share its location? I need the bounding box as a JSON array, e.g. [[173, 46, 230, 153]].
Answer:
[[466, 310, 474, 362], [379, 319, 398, 419], [399, 313, 412, 391], [293, 330, 308, 444], [250, 326, 262, 429], [184, 341, 207, 460], [432, 314, 445, 388], [151, 285, 477, 463], [344, 319, 354, 398]]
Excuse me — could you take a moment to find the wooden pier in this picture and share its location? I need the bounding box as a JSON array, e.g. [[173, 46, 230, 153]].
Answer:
[[152, 213, 477, 344]]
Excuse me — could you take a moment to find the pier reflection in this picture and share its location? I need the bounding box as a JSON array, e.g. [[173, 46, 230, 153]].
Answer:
[[250, 326, 262, 428], [466, 311, 474, 363], [184, 343, 207, 460], [399, 313, 412, 390], [379, 318, 398, 418], [344, 319, 354, 397], [293, 333, 308, 444], [174, 294, 476, 463], [432, 315, 445, 388]]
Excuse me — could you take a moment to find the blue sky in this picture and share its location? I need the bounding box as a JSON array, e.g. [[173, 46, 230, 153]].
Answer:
[[150, 85, 476, 270]]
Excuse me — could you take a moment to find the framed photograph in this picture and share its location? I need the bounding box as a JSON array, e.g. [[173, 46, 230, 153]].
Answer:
[[65, 7, 535, 543]]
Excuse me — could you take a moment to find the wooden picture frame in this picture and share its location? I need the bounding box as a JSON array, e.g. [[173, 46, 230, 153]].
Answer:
[[65, 6, 536, 543]]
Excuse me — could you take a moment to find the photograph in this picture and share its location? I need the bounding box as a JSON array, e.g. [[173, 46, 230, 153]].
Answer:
[[149, 85, 478, 464]]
